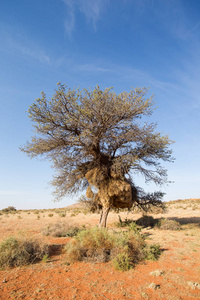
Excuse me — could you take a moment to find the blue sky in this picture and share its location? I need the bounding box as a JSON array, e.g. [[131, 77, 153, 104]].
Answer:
[[0, 0, 200, 210]]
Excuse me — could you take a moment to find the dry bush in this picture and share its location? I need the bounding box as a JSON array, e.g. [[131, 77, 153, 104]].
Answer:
[[156, 218, 181, 230], [2, 206, 17, 213], [65, 227, 161, 271], [42, 221, 80, 237], [0, 236, 49, 269], [65, 227, 115, 263]]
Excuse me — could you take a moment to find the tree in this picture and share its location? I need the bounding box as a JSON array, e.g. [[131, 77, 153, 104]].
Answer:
[[20, 83, 174, 227]]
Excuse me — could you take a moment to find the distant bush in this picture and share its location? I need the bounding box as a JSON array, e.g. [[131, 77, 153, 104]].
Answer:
[[0, 236, 49, 269], [136, 215, 158, 228], [156, 218, 181, 230], [2, 206, 17, 213], [42, 221, 80, 237], [64, 227, 161, 271]]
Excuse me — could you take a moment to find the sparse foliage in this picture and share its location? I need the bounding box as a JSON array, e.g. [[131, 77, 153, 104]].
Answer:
[[42, 221, 80, 237], [21, 84, 174, 227]]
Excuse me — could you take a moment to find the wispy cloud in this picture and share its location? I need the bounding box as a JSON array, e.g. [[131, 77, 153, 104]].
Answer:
[[77, 63, 111, 73], [0, 24, 50, 64], [62, 0, 75, 37], [62, 0, 109, 35]]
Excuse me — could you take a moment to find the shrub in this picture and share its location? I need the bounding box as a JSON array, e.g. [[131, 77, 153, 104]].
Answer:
[[64, 227, 159, 271], [59, 213, 66, 217], [48, 213, 54, 217], [144, 244, 161, 261], [65, 227, 115, 263], [2, 206, 17, 213], [136, 215, 158, 228], [128, 222, 142, 234], [156, 218, 181, 230], [112, 252, 130, 271], [42, 221, 80, 237], [116, 215, 135, 227], [0, 236, 49, 269]]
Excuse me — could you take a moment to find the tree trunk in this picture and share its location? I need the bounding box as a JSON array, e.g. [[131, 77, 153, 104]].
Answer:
[[98, 207, 110, 228]]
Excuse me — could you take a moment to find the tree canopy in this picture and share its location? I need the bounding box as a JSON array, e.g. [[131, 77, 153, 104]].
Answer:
[[21, 83, 174, 226]]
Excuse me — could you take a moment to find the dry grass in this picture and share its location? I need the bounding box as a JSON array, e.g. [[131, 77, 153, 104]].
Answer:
[[42, 220, 80, 237], [156, 218, 181, 230]]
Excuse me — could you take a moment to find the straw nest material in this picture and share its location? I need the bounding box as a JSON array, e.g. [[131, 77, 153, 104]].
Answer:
[[85, 167, 136, 209]]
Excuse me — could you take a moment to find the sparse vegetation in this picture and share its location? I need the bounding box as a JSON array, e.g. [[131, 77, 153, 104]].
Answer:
[[156, 218, 181, 230], [0, 197, 199, 298], [116, 215, 135, 227], [42, 221, 80, 237], [0, 236, 49, 269], [64, 227, 161, 271], [2, 206, 17, 213]]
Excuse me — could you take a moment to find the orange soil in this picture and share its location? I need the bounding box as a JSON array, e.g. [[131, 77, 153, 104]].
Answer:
[[0, 205, 200, 299]]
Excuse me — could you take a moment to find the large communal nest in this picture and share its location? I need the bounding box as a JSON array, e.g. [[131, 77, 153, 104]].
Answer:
[[85, 167, 137, 209]]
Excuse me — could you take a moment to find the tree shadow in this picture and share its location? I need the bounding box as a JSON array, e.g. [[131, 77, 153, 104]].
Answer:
[[48, 244, 65, 261], [168, 216, 200, 226]]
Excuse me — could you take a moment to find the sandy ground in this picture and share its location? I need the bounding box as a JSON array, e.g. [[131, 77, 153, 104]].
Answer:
[[0, 199, 200, 299]]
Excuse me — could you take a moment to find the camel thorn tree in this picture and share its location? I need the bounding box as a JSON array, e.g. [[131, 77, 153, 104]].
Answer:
[[20, 83, 174, 227]]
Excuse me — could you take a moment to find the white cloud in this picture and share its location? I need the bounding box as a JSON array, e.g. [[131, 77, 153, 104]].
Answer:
[[62, 0, 109, 35]]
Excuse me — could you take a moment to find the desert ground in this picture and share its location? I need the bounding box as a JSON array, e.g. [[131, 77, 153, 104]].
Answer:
[[0, 198, 200, 300]]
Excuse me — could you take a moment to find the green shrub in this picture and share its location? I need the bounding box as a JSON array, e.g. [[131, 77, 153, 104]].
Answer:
[[42, 254, 50, 263], [112, 252, 131, 271], [156, 218, 181, 230], [136, 215, 158, 228], [64, 227, 158, 271], [116, 215, 135, 227], [42, 221, 80, 237], [128, 222, 141, 234], [0, 236, 49, 269], [144, 244, 161, 261], [48, 213, 54, 217]]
